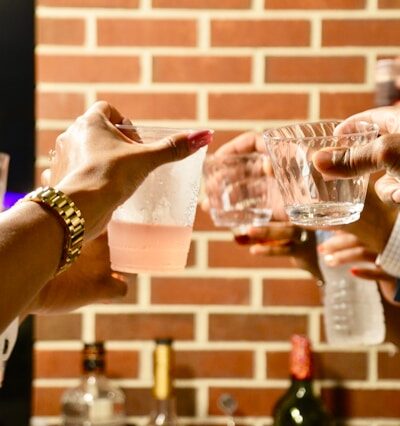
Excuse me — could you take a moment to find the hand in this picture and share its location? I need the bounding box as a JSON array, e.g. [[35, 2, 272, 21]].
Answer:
[[48, 101, 213, 239], [23, 233, 132, 316], [317, 230, 400, 306], [247, 224, 321, 280], [312, 105, 400, 204]]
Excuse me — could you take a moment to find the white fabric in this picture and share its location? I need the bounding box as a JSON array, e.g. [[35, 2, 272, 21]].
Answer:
[[0, 318, 19, 387]]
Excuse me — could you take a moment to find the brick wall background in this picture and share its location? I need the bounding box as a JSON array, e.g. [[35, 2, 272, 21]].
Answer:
[[33, 0, 400, 425]]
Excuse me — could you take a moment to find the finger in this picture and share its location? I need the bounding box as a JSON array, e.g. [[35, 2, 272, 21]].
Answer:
[[117, 118, 142, 142], [200, 197, 210, 212], [375, 173, 400, 204], [322, 246, 376, 267], [246, 222, 300, 242], [317, 233, 359, 254], [334, 106, 400, 136], [250, 243, 292, 256], [312, 134, 400, 178], [41, 169, 51, 186], [144, 129, 214, 167], [97, 276, 128, 301], [350, 266, 394, 281], [84, 100, 125, 125]]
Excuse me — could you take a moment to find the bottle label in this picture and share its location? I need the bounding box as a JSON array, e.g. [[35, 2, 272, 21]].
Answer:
[[89, 399, 113, 421]]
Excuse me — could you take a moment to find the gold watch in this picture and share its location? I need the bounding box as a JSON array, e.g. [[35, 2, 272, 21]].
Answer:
[[21, 186, 85, 275]]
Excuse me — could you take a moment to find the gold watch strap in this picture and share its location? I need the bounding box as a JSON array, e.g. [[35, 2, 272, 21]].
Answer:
[[21, 186, 85, 275]]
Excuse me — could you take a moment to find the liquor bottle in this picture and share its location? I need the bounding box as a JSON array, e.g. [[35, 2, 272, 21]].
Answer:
[[316, 230, 385, 346], [61, 342, 126, 426], [148, 338, 178, 426], [272, 335, 332, 426]]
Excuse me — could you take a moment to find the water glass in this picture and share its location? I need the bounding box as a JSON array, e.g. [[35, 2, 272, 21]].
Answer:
[[264, 121, 378, 227]]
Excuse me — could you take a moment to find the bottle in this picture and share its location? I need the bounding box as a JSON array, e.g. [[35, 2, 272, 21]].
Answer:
[[148, 338, 178, 426], [316, 231, 386, 346], [272, 335, 332, 426], [61, 342, 126, 426], [374, 58, 400, 107]]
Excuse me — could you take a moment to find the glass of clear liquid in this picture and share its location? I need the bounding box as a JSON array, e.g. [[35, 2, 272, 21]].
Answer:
[[203, 152, 293, 246], [264, 121, 378, 227]]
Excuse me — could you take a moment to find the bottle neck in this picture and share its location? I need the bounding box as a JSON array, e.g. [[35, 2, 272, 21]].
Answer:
[[290, 335, 313, 381], [152, 343, 174, 400]]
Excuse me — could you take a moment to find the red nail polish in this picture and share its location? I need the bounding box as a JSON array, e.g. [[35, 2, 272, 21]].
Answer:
[[350, 267, 360, 276], [188, 130, 213, 151]]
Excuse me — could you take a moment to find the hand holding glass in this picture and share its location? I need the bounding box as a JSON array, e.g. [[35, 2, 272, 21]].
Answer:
[[108, 126, 209, 273], [264, 121, 378, 227]]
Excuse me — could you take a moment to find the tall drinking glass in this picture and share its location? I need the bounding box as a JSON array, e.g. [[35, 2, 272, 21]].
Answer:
[[264, 121, 378, 227], [0, 153, 10, 211], [107, 126, 209, 273]]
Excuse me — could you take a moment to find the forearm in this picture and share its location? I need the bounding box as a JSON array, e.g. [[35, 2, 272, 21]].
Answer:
[[0, 202, 63, 333]]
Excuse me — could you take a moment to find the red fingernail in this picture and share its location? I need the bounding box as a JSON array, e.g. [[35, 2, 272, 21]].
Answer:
[[188, 130, 213, 151], [350, 267, 360, 276]]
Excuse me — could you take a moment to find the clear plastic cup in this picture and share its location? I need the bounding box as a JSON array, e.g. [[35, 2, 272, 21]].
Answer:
[[264, 121, 378, 227], [0, 153, 10, 211], [107, 126, 209, 273]]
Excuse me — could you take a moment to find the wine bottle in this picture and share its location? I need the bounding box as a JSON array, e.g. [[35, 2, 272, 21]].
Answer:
[[272, 335, 332, 426], [148, 338, 178, 426], [61, 342, 126, 426]]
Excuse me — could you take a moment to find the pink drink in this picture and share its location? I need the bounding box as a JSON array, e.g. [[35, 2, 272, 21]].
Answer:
[[108, 220, 193, 273]]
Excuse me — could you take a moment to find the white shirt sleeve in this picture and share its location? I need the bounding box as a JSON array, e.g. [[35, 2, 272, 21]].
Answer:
[[0, 318, 19, 387], [376, 213, 400, 277]]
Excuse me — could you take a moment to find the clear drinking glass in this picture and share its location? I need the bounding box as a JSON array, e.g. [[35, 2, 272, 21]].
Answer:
[[203, 152, 290, 245], [264, 121, 378, 227], [107, 126, 209, 273], [0, 153, 10, 211]]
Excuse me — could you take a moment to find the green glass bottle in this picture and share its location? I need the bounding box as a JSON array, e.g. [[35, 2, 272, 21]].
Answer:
[[272, 335, 333, 426]]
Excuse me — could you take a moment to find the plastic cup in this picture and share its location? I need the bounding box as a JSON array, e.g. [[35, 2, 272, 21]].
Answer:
[[107, 126, 209, 273], [264, 121, 378, 227], [0, 153, 10, 211]]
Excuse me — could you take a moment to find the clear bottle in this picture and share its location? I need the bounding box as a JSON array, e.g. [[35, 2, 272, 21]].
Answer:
[[316, 231, 386, 346], [272, 335, 332, 426], [61, 342, 126, 426], [148, 338, 178, 426]]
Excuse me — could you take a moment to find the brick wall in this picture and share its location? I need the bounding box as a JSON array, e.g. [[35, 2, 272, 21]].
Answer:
[[33, 0, 400, 425]]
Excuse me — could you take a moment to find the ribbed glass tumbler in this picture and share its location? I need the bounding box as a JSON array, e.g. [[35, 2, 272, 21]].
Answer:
[[264, 121, 378, 227]]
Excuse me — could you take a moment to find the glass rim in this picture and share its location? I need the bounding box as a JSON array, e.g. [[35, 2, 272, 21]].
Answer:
[[263, 120, 379, 143]]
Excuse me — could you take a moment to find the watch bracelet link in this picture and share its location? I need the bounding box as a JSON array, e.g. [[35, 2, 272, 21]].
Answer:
[[21, 186, 85, 275]]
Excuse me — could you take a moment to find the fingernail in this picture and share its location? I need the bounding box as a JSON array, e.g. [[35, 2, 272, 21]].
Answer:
[[392, 189, 400, 203], [188, 130, 213, 151], [350, 267, 360, 276], [313, 150, 334, 169], [324, 254, 337, 266]]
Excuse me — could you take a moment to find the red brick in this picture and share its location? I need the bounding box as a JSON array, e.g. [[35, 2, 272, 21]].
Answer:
[[266, 56, 365, 84], [320, 92, 374, 119], [193, 207, 216, 231], [263, 279, 322, 306], [38, 0, 138, 6], [379, 0, 399, 7], [153, 56, 251, 83], [35, 314, 82, 340], [96, 313, 194, 340], [36, 129, 61, 157], [267, 351, 367, 380], [153, 0, 251, 8], [209, 387, 284, 416], [37, 55, 140, 83], [266, 0, 365, 8], [36, 18, 85, 46], [175, 350, 253, 378], [124, 388, 195, 416], [211, 20, 310, 47], [208, 93, 309, 120], [97, 92, 197, 120], [209, 314, 308, 341], [36, 92, 86, 120], [187, 241, 196, 267], [207, 130, 245, 153], [33, 387, 65, 416], [98, 19, 196, 47], [322, 388, 400, 418], [151, 277, 250, 305], [208, 240, 294, 269], [323, 20, 400, 46], [378, 351, 400, 379]]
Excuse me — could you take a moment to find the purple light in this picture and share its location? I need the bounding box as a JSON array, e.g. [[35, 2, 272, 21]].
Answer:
[[3, 192, 26, 209]]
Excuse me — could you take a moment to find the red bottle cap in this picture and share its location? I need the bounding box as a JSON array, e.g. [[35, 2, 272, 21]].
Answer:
[[289, 334, 312, 380]]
